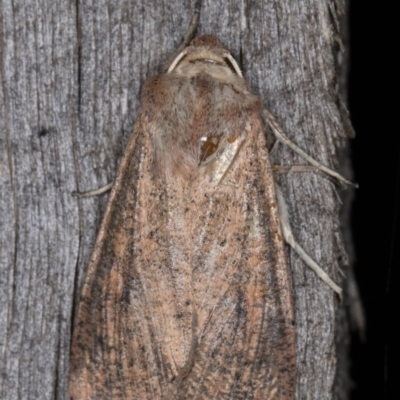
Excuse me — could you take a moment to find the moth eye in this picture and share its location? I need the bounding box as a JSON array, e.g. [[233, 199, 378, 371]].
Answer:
[[199, 136, 219, 162]]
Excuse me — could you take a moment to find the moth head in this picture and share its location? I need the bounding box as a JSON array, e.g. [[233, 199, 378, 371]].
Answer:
[[167, 34, 243, 77]]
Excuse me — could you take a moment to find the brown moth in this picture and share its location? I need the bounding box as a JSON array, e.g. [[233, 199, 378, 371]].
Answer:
[[69, 35, 296, 399]]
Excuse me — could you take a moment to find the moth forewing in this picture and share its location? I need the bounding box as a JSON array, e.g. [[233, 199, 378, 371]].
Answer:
[[185, 111, 296, 398], [69, 35, 296, 399]]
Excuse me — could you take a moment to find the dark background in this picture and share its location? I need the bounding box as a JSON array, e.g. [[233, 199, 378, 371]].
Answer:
[[349, 2, 398, 399]]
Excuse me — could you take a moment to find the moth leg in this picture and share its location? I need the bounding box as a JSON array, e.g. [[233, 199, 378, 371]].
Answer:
[[273, 165, 329, 174], [276, 186, 343, 298], [262, 109, 358, 188], [272, 165, 340, 185], [72, 182, 113, 198]]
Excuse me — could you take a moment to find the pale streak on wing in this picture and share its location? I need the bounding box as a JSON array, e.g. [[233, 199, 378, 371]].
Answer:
[[206, 134, 246, 184]]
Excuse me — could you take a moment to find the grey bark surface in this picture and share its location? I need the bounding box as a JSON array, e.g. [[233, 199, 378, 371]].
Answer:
[[0, 0, 356, 399]]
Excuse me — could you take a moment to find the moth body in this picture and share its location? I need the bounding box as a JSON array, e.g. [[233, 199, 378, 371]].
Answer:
[[69, 35, 296, 399]]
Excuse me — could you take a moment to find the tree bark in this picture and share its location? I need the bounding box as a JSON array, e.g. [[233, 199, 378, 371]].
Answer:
[[0, 0, 356, 399]]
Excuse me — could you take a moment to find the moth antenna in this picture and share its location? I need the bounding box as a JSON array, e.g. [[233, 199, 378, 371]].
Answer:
[[167, 50, 188, 73], [225, 53, 243, 77], [162, 4, 201, 71]]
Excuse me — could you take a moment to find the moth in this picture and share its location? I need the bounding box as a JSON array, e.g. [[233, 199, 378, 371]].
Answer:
[[69, 34, 347, 399]]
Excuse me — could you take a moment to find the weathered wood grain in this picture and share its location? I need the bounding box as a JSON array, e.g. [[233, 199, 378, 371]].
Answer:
[[0, 1, 355, 399]]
